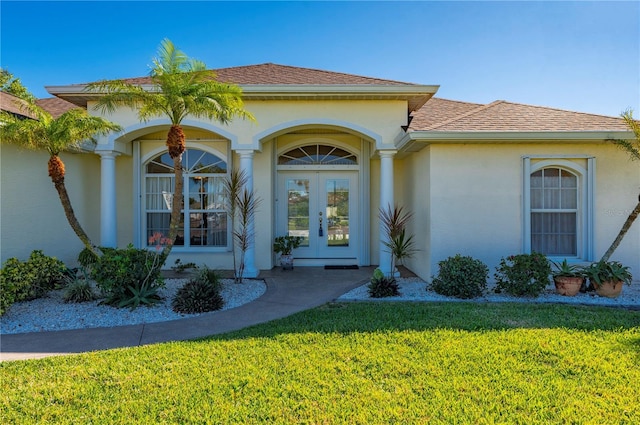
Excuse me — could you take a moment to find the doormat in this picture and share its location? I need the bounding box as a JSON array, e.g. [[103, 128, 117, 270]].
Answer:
[[324, 265, 359, 270]]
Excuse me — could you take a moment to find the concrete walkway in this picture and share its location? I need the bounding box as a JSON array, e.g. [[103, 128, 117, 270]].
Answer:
[[0, 267, 374, 362]]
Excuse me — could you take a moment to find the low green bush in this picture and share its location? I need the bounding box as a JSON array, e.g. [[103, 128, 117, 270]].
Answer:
[[91, 244, 164, 308], [431, 254, 489, 298], [172, 267, 224, 313], [0, 251, 66, 315], [494, 252, 551, 297], [367, 268, 400, 298]]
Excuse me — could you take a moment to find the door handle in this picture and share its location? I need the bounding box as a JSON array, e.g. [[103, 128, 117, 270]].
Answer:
[[318, 212, 323, 237]]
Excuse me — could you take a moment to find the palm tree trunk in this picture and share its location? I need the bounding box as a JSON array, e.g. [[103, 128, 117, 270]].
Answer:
[[48, 156, 99, 257], [160, 125, 186, 262], [600, 197, 640, 262]]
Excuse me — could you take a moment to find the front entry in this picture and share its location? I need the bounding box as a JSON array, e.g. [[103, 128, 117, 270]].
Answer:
[[278, 171, 358, 264]]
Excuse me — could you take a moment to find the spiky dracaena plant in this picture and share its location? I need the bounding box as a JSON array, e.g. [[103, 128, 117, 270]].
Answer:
[[378, 204, 418, 277], [0, 93, 121, 256], [224, 169, 261, 283], [87, 38, 254, 264], [233, 187, 261, 283], [601, 109, 640, 262]]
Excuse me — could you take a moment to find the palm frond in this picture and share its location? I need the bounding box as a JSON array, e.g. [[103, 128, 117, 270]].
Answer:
[[0, 111, 49, 150], [609, 109, 640, 161], [86, 80, 152, 115]]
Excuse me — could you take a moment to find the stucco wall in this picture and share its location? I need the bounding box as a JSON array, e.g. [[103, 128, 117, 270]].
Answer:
[[1, 144, 100, 266], [401, 141, 640, 281], [89, 99, 408, 151], [402, 147, 432, 279]]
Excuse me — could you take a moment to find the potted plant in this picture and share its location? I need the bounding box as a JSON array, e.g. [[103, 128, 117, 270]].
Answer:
[[583, 260, 633, 298], [551, 259, 584, 296], [273, 235, 302, 270]]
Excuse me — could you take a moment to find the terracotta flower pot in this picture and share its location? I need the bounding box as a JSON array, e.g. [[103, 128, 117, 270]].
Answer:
[[593, 279, 624, 298], [554, 276, 583, 296]]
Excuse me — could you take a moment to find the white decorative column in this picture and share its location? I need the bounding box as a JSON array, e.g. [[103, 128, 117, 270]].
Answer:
[[237, 149, 258, 278], [378, 150, 397, 276], [98, 151, 120, 248]]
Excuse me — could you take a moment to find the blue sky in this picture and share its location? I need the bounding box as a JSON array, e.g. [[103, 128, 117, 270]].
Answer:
[[1, 1, 638, 117]]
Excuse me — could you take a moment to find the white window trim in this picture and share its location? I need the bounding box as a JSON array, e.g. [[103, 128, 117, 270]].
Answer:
[[523, 156, 595, 262], [137, 143, 231, 253]]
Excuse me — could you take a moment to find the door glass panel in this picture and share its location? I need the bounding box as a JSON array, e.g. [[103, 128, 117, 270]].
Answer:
[[287, 179, 310, 247], [326, 179, 349, 247]]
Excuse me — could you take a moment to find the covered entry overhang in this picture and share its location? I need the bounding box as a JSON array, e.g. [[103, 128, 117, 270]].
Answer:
[[46, 74, 439, 274]]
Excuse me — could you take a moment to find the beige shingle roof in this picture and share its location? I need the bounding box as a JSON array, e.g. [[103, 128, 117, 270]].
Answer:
[[120, 63, 416, 86], [409, 98, 484, 130], [46, 62, 628, 133], [36, 97, 78, 118], [0, 92, 37, 118], [410, 99, 628, 132]]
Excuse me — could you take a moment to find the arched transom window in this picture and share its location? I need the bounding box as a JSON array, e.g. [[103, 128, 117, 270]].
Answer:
[[145, 148, 228, 248], [278, 144, 357, 165]]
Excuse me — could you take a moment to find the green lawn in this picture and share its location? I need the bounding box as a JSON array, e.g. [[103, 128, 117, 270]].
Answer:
[[2, 302, 639, 424]]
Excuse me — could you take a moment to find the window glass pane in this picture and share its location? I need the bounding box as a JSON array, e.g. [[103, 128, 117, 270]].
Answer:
[[531, 212, 576, 256], [560, 170, 577, 188], [531, 188, 543, 209], [287, 179, 310, 246], [188, 212, 227, 247], [146, 213, 184, 247], [146, 153, 174, 173], [144, 148, 228, 248], [543, 168, 560, 187], [561, 188, 577, 209], [326, 179, 349, 247], [278, 144, 357, 165], [544, 188, 560, 209], [186, 150, 227, 174], [146, 177, 174, 210], [531, 170, 543, 188]]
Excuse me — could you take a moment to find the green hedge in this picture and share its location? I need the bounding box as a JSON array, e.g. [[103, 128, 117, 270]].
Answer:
[[1, 250, 66, 315]]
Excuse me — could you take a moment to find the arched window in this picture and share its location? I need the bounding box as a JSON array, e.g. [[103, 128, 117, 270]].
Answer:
[[278, 144, 357, 165], [144, 148, 228, 248], [524, 157, 594, 261], [530, 167, 578, 256]]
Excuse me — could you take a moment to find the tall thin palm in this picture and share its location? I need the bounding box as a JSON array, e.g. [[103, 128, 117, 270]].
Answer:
[[602, 109, 640, 262], [0, 104, 121, 256], [88, 39, 253, 261]]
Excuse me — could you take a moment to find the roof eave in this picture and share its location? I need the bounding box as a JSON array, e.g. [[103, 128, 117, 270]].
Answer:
[[397, 130, 634, 153], [46, 83, 439, 111]]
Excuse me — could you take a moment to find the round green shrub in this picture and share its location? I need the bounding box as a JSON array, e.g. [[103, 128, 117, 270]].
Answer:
[[1, 251, 66, 315], [431, 254, 489, 299], [494, 252, 551, 297], [90, 244, 164, 308], [172, 274, 224, 314]]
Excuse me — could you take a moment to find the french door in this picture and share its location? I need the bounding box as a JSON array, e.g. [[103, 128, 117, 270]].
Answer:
[[278, 171, 358, 262]]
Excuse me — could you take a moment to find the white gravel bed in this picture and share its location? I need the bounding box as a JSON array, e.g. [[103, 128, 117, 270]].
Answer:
[[339, 277, 640, 308], [1, 278, 266, 335], [2, 276, 638, 336]]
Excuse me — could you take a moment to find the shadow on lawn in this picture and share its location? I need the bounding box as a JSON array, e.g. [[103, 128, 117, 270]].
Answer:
[[213, 301, 640, 342]]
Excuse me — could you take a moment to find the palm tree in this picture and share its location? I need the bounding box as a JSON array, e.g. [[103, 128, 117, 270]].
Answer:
[[601, 109, 640, 262], [87, 39, 253, 261], [0, 103, 121, 256]]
